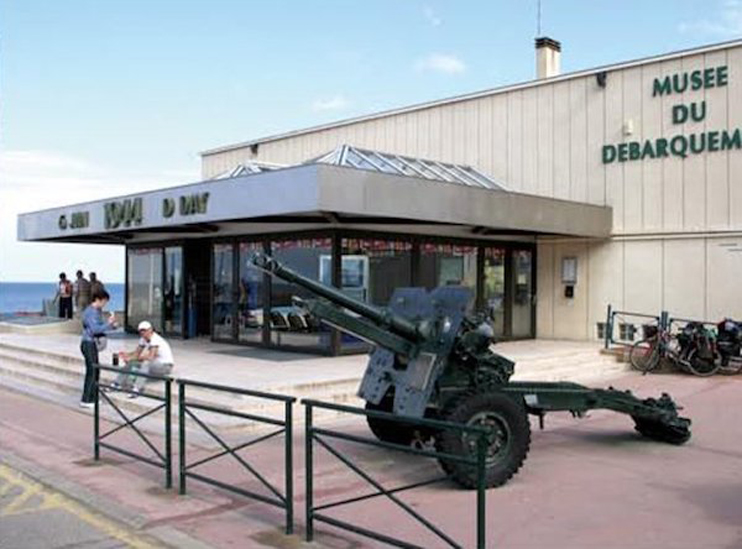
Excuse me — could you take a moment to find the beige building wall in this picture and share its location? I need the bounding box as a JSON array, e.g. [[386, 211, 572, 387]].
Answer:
[[201, 40, 742, 340]]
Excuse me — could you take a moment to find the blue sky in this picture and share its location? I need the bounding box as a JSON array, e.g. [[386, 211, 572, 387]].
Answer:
[[1, 0, 741, 282]]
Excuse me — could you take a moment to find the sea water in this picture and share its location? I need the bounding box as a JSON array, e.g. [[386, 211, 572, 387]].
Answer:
[[0, 282, 125, 315]]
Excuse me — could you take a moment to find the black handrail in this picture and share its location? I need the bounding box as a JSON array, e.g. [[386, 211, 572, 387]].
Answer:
[[93, 364, 173, 489], [177, 379, 296, 535], [303, 399, 488, 549]]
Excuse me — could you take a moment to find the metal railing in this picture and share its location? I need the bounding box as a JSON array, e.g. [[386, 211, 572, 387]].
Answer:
[[602, 305, 664, 348], [178, 379, 296, 535], [94, 364, 173, 488], [303, 399, 489, 549]]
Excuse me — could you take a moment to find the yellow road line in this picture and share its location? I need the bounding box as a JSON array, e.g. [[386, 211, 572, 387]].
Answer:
[[0, 463, 162, 549]]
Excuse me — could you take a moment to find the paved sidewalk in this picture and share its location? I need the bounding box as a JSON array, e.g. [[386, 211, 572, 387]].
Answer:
[[2, 371, 742, 548]]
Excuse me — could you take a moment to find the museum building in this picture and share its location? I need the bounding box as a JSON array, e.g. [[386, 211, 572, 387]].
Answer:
[[17, 37, 742, 354]]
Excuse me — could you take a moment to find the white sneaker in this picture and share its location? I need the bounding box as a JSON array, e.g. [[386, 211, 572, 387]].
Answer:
[[127, 389, 140, 399], [79, 401, 94, 409]]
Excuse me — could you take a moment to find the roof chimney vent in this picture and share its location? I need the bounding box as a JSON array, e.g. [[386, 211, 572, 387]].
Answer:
[[535, 37, 561, 79]]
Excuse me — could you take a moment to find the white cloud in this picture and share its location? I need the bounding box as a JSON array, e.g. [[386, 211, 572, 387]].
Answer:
[[423, 6, 442, 27], [312, 95, 351, 112], [0, 150, 198, 282], [678, 0, 742, 36], [415, 53, 466, 74]]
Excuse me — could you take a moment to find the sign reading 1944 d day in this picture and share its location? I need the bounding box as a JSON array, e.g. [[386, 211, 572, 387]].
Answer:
[[105, 198, 143, 229], [602, 65, 741, 163]]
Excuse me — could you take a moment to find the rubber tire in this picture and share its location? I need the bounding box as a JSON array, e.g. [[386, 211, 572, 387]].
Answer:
[[719, 356, 742, 375], [365, 399, 417, 446], [629, 339, 661, 373], [435, 392, 531, 489], [633, 417, 691, 445], [686, 348, 720, 377]]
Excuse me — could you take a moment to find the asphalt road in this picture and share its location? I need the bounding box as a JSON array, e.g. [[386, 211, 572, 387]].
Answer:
[[0, 462, 166, 549]]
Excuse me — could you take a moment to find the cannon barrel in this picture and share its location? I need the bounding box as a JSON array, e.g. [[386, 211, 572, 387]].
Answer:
[[250, 253, 423, 341]]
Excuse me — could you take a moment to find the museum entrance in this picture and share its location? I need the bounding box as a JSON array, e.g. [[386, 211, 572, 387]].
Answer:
[[125, 233, 535, 351], [198, 231, 536, 354]]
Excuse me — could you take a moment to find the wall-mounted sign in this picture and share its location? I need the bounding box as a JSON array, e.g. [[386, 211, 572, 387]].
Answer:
[[162, 192, 209, 218], [602, 64, 740, 163], [105, 198, 143, 229], [58, 211, 89, 230], [179, 192, 209, 216]]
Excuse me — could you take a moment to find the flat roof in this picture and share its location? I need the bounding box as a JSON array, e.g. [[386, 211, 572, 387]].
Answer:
[[201, 38, 742, 157], [17, 163, 612, 244]]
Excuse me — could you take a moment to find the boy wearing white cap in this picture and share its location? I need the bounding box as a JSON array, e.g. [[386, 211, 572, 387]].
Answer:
[[115, 320, 174, 397]]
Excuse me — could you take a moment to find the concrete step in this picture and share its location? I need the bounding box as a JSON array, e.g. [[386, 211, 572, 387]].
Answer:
[[0, 344, 362, 407], [0, 348, 363, 438]]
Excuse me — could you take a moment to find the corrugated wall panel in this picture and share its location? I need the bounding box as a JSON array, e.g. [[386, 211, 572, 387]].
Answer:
[[681, 54, 707, 231], [605, 69, 624, 232], [705, 49, 730, 230], [641, 63, 663, 232], [730, 48, 742, 229], [586, 77, 606, 205], [522, 87, 538, 194], [569, 78, 587, 203], [661, 57, 684, 232], [553, 81, 571, 200], [537, 85, 554, 196], [507, 91, 524, 191], [491, 95, 508, 181], [622, 66, 643, 232]]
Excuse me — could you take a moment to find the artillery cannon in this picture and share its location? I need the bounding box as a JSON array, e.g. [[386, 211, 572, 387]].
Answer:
[[251, 254, 691, 488]]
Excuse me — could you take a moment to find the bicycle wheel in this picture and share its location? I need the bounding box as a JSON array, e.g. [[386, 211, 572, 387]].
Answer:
[[686, 348, 720, 377], [630, 339, 661, 373], [719, 356, 742, 375]]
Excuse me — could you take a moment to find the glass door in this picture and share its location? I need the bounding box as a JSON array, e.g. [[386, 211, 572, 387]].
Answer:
[[164, 246, 184, 336], [483, 247, 506, 338], [238, 241, 265, 344], [212, 243, 235, 340], [126, 247, 163, 332], [511, 249, 534, 338]]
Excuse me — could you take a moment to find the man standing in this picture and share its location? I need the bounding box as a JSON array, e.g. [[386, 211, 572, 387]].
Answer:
[[89, 272, 105, 298], [73, 270, 91, 317], [79, 290, 116, 408], [56, 273, 73, 319], [116, 321, 174, 398]]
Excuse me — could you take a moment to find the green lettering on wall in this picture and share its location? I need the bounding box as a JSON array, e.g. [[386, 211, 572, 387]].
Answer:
[[653, 76, 672, 97]]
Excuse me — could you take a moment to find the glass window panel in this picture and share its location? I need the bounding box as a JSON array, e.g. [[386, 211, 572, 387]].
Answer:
[[269, 237, 333, 351], [213, 243, 234, 340], [238, 241, 265, 343], [340, 238, 413, 351], [126, 248, 163, 332], [164, 247, 183, 335], [512, 250, 533, 338], [419, 243, 477, 308], [483, 247, 506, 338]]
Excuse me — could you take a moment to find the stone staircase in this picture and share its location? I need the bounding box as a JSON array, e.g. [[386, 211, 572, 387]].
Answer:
[[0, 341, 365, 442], [0, 340, 628, 441]]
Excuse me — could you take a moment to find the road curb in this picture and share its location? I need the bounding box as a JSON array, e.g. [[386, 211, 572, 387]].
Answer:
[[0, 449, 213, 549]]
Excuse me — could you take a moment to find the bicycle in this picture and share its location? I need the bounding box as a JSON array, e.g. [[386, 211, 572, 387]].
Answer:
[[630, 322, 720, 377]]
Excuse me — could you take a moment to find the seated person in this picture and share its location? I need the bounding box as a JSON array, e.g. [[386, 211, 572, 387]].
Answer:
[[114, 321, 174, 397]]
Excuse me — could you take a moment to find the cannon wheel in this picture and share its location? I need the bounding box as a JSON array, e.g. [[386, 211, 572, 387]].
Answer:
[[633, 417, 691, 445], [436, 392, 531, 489], [365, 397, 418, 446]]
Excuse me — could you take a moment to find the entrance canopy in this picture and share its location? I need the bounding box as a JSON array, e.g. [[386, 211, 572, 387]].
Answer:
[[17, 146, 611, 244]]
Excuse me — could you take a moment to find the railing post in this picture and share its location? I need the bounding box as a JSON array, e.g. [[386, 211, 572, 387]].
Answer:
[[165, 379, 172, 489], [94, 366, 100, 461], [305, 402, 314, 542], [285, 400, 294, 535], [179, 382, 186, 495], [476, 432, 486, 549], [604, 304, 613, 349]]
